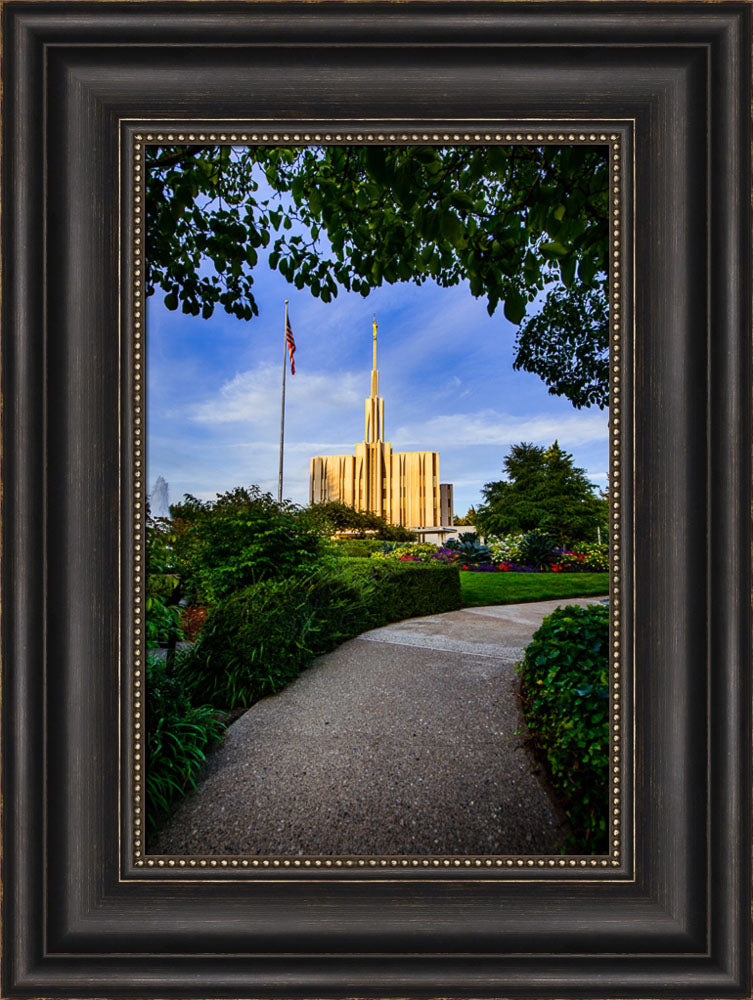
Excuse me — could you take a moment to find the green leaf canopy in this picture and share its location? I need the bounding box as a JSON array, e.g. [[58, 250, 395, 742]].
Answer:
[[146, 143, 609, 408]]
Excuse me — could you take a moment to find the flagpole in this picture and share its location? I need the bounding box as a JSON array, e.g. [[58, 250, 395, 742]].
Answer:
[[278, 299, 289, 504]]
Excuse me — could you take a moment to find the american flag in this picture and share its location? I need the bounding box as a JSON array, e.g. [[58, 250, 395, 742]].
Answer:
[[285, 313, 296, 375]]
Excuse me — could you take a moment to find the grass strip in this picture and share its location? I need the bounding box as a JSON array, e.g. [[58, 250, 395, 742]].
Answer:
[[460, 571, 608, 608]]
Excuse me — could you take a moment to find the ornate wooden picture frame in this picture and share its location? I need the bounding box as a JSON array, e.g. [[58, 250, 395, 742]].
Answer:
[[2, 3, 750, 997]]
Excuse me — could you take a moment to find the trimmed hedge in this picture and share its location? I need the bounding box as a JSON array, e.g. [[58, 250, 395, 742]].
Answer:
[[516, 603, 610, 853], [181, 560, 461, 710], [340, 557, 461, 626]]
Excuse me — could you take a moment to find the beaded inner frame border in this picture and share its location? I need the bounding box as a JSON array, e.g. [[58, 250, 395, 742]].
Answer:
[[128, 123, 629, 877]]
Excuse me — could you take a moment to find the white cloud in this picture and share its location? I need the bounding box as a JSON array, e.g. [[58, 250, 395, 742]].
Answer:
[[227, 440, 358, 453], [190, 363, 363, 428], [392, 408, 607, 450], [148, 283, 610, 513]]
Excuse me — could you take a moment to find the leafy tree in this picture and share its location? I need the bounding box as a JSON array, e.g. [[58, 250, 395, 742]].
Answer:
[[513, 284, 608, 409], [146, 144, 609, 407], [594, 487, 610, 543], [475, 441, 603, 544], [306, 500, 416, 541], [453, 506, 477, 526]]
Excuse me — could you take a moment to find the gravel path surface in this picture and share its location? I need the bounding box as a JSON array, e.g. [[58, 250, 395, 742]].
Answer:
[[152, 596, 605, 856]]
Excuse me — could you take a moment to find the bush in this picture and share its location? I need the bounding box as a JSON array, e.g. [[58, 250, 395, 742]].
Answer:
[[146, 591, 183, 649], [307, 501, 416, 540], [178, 577, 317, 709], [328, 537, 386, 559], [517, 531, 557, 570], [146, 654, 226, 838], [146, 514, 184, 649], [182, 561, 462, 710], [516, 603, 610, 853], [342, 558, 462, 626], [372, 541, 439, 562], [180, 604, 208, 641], [294, 568, 380, 655], [169, 486, 328, 604]]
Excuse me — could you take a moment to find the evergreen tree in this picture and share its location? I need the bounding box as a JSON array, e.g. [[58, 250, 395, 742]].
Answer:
[[475, 441, 602, 544]]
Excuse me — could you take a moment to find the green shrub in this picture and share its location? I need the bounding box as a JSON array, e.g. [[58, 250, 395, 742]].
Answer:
[[341, 558, 462, 625], [182, 561, 462, 710], [518, 531, 557, 570], [146, 514, 184, 649], [178, 577, 316, 709], [376, 523, 419, 542], [307, 500, 416, 540], [146, 591, 183, 650], [372, 541, 439, 562], [445, 533, 493, 564], [169, 486, 328, 605], [146, 654, 226, 838], [516, 603, 610, 853], [292, 568, 377, 655], [328, 537, 386, 558]]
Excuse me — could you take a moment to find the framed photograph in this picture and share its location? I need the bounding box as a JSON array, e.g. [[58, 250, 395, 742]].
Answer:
[[143, 137, 613, 861], [2, 3, 750, 998]]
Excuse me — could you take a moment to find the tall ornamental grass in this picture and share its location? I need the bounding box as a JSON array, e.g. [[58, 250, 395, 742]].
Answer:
[[180, 561, 462, 710]]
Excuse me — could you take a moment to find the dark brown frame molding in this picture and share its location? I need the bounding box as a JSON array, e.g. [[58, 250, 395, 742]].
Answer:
[[2, 3, 751, 998]]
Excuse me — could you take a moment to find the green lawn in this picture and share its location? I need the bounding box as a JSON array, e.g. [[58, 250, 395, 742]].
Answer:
[[460, 571, 609, 608]]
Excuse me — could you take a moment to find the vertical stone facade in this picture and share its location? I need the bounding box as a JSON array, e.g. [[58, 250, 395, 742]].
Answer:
[[309, 319, 446, 529], [439, 483, 454, 527]]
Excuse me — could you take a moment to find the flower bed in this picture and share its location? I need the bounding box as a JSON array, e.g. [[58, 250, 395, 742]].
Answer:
[[382, 554, 605, 572], [459, 561, 542, 572], [375, 549, 458, 565], [551, 543, 609, 572], [366, 538, 609, 573], [371, 542, 446, 563]]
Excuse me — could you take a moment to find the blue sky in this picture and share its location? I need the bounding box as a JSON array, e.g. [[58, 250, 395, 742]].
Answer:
[[147, 181, 608, 519]]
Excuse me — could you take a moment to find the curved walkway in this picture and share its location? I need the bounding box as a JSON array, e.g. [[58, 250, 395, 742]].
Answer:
[[153, 596, 605, 856]]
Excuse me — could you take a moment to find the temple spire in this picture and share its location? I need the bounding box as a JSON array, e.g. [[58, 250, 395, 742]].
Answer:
[[365, 315, 384, 442], [370, 315, 379, 399]]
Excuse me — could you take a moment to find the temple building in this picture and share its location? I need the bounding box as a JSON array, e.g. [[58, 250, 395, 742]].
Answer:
[[309, 318, 454, 532]]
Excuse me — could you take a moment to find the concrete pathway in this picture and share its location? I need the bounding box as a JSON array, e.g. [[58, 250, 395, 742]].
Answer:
[[153, 596, 606, 856]]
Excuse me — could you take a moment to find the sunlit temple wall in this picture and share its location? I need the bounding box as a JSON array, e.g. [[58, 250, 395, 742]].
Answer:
[[309, 319, 448, 530]]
